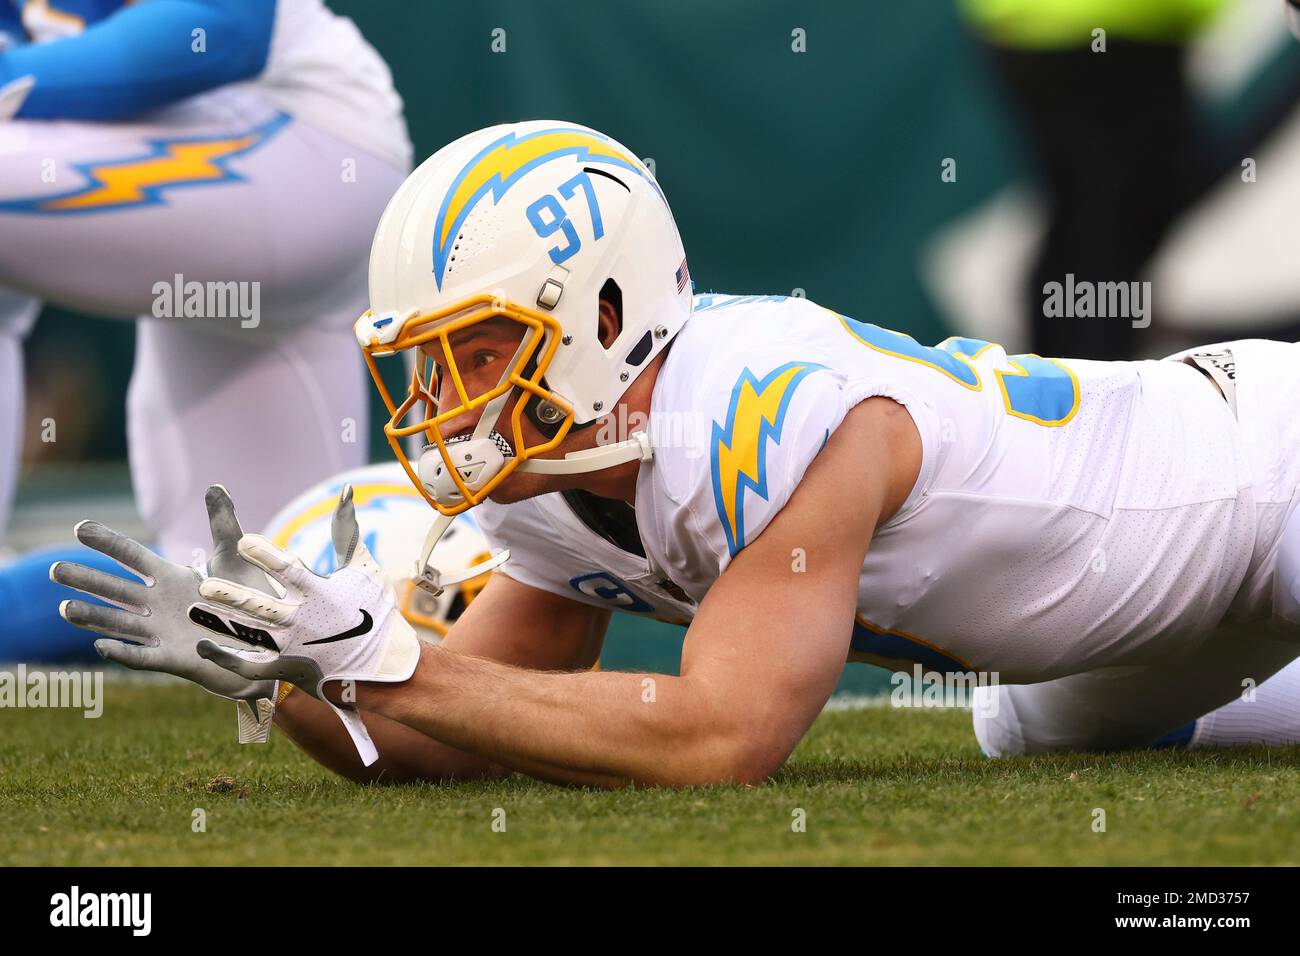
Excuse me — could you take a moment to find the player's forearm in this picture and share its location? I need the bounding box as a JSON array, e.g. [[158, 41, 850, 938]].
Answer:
[[275, 688, 509, 786], [362, 644, 748, 788]]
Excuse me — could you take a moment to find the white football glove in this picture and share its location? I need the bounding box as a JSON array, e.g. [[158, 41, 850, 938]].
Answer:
[[195, 484, 421, 766], [53, 486, 279, 742]]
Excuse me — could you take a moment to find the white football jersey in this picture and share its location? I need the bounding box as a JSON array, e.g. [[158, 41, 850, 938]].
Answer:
[[477, 294, 1271, 684]]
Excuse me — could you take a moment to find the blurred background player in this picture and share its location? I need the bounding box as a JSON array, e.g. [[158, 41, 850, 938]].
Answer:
[[957, 0, 1300, 360], [0, 0, 411, 560]]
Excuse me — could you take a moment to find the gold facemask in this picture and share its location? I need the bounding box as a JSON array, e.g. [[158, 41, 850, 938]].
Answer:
[[359, 293, 573, 515]]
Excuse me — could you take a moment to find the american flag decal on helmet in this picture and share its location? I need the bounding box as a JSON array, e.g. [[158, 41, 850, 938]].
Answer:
[[675, 259, 690, 294]]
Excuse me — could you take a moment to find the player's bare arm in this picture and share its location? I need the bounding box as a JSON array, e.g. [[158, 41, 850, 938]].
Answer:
[[348, 396, 919, 787], [274, 572, 609, 784]]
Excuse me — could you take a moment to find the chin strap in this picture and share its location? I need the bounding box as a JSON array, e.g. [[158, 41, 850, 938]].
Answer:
[[412, 511, 511, 595], [516, 429, 653, 475], [412, 429, 653, 595]]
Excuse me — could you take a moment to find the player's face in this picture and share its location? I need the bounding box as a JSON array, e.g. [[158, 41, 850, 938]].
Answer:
[[415, 303, 624, 505], [419, 314, 527, 439], [426, 314, 527, 421], [418, 317, 563, 499]]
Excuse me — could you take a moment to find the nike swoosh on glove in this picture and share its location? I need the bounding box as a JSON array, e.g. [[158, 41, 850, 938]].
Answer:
[[195, 484, 421, 766]]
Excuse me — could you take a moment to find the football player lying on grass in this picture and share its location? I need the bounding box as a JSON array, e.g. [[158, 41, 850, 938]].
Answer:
[[56, 122, 1300, 786]]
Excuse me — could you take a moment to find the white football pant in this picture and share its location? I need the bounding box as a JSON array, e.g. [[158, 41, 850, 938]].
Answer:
[[0, 87, 408, 559]]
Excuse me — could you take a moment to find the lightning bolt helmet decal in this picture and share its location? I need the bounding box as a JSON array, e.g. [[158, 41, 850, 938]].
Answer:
[[430, 125, 659, 290]]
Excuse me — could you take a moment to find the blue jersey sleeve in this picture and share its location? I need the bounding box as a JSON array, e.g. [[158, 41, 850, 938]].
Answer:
[[0, 545, 132, 665], [0, 0, 275, 120]]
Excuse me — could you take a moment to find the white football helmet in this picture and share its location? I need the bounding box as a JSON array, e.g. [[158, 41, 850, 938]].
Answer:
[[356, 120, 691, 593], [262, 463, 492, 643], [355, 122, 690, 571]]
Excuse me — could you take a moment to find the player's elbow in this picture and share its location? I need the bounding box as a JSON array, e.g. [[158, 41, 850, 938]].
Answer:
[[718, 737, 789, 786], [657, 683, 803, 786], [679, 721, 794, 787]]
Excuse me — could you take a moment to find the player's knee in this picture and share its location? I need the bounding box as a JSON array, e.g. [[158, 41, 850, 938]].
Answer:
[[971, 683, 1114, 757], [971, 685, 1025, 758]]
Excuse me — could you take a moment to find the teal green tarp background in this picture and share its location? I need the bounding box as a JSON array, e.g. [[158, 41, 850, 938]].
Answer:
[[349, 0, 1019, 348]]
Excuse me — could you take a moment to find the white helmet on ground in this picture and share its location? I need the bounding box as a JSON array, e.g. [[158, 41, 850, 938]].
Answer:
[[262, 463, 492, 643]]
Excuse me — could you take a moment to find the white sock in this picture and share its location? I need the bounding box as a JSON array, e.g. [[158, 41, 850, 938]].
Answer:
[[1190, 657, 1300, 748]]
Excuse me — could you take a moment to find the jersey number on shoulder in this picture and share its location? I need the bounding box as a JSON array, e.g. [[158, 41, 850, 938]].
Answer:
[[837, 315, 1080, 426]]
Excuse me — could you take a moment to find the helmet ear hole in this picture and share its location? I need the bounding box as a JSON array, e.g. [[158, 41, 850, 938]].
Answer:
[[598, 278, 623, 350]]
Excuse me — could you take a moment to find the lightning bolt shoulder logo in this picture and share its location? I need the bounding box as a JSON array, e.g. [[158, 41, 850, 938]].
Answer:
[[0, 112, 291, 215], [710, 361, 826, 557], [431, 126, 661, 289]]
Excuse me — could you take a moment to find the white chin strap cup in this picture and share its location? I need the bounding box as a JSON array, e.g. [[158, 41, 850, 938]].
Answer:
[[416, 380, 516, 507], [412, 429, 653, 595], [418, 434, 507, 505]]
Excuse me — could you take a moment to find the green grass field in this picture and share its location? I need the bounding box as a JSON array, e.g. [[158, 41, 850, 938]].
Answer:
[[3, 682, 1300, 866]]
